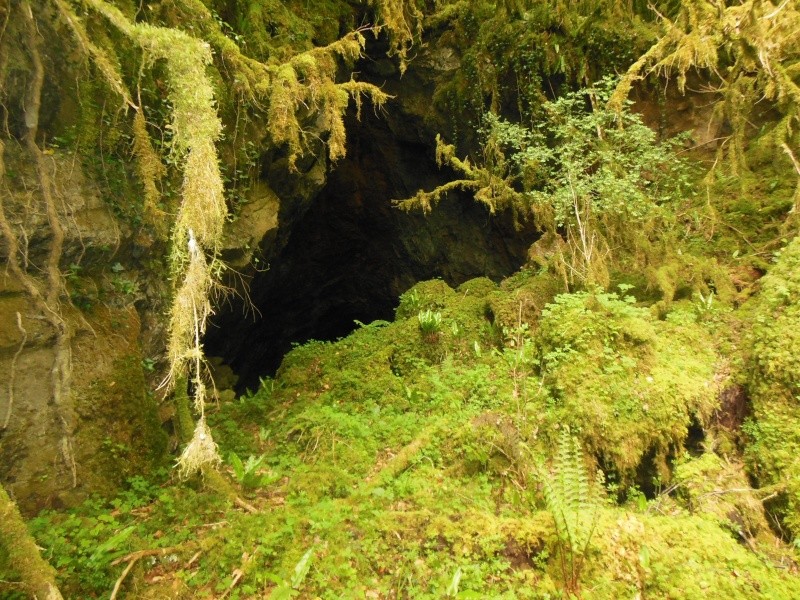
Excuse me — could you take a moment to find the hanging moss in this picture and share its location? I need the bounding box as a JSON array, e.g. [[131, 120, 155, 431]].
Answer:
[[610, 0, 800, 212], [368, 0, 423, 74]]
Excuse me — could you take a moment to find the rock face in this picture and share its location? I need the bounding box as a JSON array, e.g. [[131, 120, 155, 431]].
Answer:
[[0, 148, 167, 513]]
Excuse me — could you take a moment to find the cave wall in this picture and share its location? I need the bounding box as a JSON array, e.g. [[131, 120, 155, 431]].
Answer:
[[206, 85, 538, 391]]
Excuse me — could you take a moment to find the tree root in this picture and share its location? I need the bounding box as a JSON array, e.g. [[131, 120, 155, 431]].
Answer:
[[3, 312, 26, 430], [0, 1, 79, 485]]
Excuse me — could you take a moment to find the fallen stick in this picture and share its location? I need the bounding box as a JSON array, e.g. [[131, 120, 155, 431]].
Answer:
[[109, 546, 180, 600], [234, 497, 258, 513], [109, 558, 138, 600], [111, 546, 180, 567]]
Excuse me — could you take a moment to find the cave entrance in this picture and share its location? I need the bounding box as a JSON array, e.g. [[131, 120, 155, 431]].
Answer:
[[204, 108, 537, 393]]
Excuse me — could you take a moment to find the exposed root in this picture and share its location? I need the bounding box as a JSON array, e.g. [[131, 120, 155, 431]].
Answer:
[[10, 0, 77, 483], [3, 312, 26, 430]]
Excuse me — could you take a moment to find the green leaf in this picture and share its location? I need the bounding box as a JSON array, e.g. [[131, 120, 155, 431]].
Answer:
[[229, 452, 244, 481], [88, 525, 135, 564], [446, 566, 462, 596], [290, 548, 314, 589], [639, 545, 650, 569]]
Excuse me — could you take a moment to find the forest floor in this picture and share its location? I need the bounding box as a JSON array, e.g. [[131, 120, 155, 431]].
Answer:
[[9, 259, 800, 598]]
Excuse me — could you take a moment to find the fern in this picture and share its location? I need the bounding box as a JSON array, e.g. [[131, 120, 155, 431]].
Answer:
[[540, 430, 601, 598]]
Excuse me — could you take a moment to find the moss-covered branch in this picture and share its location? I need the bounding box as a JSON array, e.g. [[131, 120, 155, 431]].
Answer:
[[267, 30, 391, 168], [53, 0, 167, 229], [0, 485, 64, 600], [394, 133, 523, 215]]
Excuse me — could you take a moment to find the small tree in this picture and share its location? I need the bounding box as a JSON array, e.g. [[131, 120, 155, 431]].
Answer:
[[398, 77, 692, 288]]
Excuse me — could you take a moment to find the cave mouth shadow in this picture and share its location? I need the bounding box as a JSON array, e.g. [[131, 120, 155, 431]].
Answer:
[[203, 109, 537, 394]]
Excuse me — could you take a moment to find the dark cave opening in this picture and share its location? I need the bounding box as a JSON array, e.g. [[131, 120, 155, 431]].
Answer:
[[204, 107, 537, 393]]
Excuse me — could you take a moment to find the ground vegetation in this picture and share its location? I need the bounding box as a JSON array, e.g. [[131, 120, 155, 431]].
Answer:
[[2, 0, 800, 598]]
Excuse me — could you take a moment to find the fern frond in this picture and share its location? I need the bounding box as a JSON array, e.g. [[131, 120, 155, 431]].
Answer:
[[539, 430, 602, 596]]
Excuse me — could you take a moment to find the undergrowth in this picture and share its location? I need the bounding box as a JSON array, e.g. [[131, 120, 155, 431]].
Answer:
[[17, 275, 799, 598]]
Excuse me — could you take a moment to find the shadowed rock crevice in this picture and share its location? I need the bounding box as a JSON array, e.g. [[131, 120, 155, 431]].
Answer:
[[205, 107, 537, 392]]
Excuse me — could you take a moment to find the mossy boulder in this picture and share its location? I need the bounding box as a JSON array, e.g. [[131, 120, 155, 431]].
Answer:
[[533, 290, 718, 481], [487, 268, 565, 334], [589, 509, 798, 599], [672, 452, 776, 552]]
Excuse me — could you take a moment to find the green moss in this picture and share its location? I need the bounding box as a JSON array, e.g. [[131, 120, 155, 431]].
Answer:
[[0, 536, 25, 599], [172, 376, 195, 444], [744, 235, 800, 538], [22, 272, 800, 596], [489, 269, 564, 333], [76, 347, 168, 494], [0, 485, 62, 600], [533, 290, 718, 481], [428, 0, 656, 145], [589, 509, 798, 599], [671, 452, 781, 554]]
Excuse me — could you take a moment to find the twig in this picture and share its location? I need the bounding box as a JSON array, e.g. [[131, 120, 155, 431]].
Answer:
[[219, 552, 257, 600], [697, 483, 786, 501], [234, 496, 258, 513], [219, 568, 245, 600], [185, 551, 202, 568], [109, 546, 183, 600], [3, 312, 26, 430], [108, 558, 138, 600]]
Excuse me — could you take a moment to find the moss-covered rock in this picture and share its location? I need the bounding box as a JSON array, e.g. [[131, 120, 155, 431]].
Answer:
[[533, 290, 718, 482], [23, 269, 800, 598], [744, 235, 800, 538]]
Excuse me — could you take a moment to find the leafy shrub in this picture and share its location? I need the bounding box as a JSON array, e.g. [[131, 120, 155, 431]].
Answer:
[[399, 77, 692, 287]]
